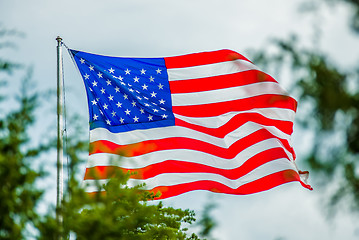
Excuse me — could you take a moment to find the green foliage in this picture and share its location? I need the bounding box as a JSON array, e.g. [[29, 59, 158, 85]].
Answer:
[[0, 25, 203, 240], [0, 67, 45, 239], [0, 26, 44, 239], [0, 26, 23, 74], [251, 34, 359, 212], [33, 113, 201, 239], [37, 167, 200, 240], [197, 201, 217, 240]]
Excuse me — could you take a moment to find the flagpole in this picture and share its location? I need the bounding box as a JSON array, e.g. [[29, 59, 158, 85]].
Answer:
[[56, 36, 64, 239]]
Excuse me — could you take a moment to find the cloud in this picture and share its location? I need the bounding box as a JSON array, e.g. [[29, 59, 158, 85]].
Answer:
[[1, 0, 358, 239]]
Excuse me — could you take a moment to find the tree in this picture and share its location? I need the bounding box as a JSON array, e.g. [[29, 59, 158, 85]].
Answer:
[[197, 201, 217, 240], [0, 27, 203, 239], [251, 0, 359, 212], [36, 163, 200, 239], [0, 27, 47, 239]]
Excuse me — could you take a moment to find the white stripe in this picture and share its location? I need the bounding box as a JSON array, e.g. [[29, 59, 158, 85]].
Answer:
[[83, 159, 297, 192], [167, 59, 259, 81], [171, 82, 287, 106], [90, 121, 292, 148], [174, 108, 295, 128], [86, 138, 294, 169]]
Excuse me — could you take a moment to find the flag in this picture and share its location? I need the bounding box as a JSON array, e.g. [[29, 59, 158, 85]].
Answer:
[[69, 49, 312, 200]]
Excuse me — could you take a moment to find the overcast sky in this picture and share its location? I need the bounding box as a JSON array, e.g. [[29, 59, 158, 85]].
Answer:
[[1, 0, 359, 239]]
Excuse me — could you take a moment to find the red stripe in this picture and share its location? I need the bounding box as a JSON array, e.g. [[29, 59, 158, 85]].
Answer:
[[164, 49, 250, 69], [172, 94, 297, 118], [89, 128, 294, 159], [149, 170, 301, 199], [175, 112, 294, 136], [84, 147, 289, 180], [86, 170, 312, 198], [169, 70, 277, 94]]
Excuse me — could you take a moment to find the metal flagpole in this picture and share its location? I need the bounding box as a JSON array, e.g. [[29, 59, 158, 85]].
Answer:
[[56, 36, 64, 239]]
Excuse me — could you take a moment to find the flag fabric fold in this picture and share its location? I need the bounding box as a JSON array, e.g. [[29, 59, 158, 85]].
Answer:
[[69, 48, 312, 200]]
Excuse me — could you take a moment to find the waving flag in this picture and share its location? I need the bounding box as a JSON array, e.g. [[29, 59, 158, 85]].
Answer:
[[70, 49, 312, 199]]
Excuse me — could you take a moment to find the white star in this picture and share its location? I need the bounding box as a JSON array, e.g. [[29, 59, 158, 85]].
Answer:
[[133, 76, 139, 82], [153, 108, 159, 113], [121, 82, 126, 86], [80, 58, 85, 64], [108, 95, 114, 101], [89, 88, 93, 92], [118, 76, 123, 81], [158, 83, 164, 89], [125, 109, 131, 115], [148, 115, 153, 121], [89, 65, 94, 71], [140, 108, 145, 114], [97, 72, 103, 78], [109, 68, 115, 74], [156, 68, 162, 74], [91, 100, 97, 105], [140, 69, 146, 75], [125, 69, 131, 75], [84, 73, 90, 80], [137, 96, 142, 100], [106, 80, 112, 85], [92, 81, 98, 87], [119, 118, 124, 124], [129, 88, 134, 92], [106, 119, 111, 125], [144, 96, 149, 100], [100, 110, 104, 115], [142, 84, 148, 90], [115, 86, 120, 92], [144, 103, 150, 107], [131, 101, 136, 107], [93, 114, 98, 120], [123, 94, 128, 100], [103, 103, 108, 109], [111, 111, 116, 117], [162, 114, 168, 119], [101, 88, 106, 94], [116, 102, 122, 108], [159, 99, 165, 104], [133, 116, 139, 122], [149, 76, 155, 82], [151, 91, 157, 97]]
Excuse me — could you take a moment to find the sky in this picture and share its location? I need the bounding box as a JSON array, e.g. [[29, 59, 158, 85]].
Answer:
[[1, 0, 359, 239]]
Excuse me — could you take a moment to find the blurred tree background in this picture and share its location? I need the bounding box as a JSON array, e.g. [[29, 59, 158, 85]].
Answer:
[[0, 0, 358, 239], [0, 28, 46, 240], [0, 28, 204, 240], [251, 0, 359, 213]]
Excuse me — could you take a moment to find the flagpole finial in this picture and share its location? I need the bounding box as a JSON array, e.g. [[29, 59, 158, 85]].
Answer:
[[56, 36, 62, 43]]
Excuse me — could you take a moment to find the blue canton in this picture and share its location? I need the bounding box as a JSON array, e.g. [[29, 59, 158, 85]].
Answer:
[[70, 50, 175, 133]]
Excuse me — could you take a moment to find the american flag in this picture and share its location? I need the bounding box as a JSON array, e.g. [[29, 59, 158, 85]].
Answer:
[[70, 49, 312, 199]]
